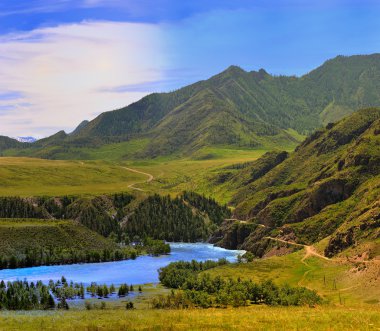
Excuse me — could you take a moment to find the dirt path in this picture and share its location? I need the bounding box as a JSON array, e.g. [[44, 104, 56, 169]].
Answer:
[[122, 167, 154, 192], [264, 236, 330, 287], [264, 236, 329, 260]]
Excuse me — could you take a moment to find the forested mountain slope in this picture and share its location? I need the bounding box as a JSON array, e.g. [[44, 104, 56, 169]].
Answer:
[[3, 54, 380, 159], [0, 136, 23, 154], [210, 108, 380, 259]]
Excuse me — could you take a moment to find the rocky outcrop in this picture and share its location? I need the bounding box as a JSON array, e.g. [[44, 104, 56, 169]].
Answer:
[[209, 220, 256, 250], [325, 228, 355, 257]]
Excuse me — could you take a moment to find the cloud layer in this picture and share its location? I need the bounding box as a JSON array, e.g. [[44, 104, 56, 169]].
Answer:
[[0, 21, 166, 137]]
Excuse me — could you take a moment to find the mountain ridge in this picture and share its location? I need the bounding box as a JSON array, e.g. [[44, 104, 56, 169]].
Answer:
[[2, 54, 380, 159]]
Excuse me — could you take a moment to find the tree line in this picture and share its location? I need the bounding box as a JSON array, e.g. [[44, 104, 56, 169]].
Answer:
[[0, 276, 143, 310], [181, 191, 231, 225], [0, 193, 134, 237], [0, 280, 56, 310], [0, 238, 169, 270], [0, 191, 228, 242]]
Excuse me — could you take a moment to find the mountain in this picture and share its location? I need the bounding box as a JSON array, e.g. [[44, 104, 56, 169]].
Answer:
[[2, 54, 380, 159], [70, 120, 89, 136], [210, 108, 380, 259], [0, 136, 23, 153], [15, 136, 37, 143]]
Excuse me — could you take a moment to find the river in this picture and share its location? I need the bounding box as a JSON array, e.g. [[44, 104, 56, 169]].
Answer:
[[0, 243, 244, 285]]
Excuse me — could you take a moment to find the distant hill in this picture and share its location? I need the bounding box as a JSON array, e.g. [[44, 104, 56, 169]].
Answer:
[[210, 108, 380, 259], [0, 136, 23, 152], [0, 218, 117, 257], [2, 54, 380, 159]]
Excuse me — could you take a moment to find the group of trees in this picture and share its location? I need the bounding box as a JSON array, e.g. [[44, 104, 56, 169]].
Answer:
[[0, 193, 135, 238], [0, 280, 56, 310], [181, 191, 231, 225], [156, 260, 322, 308], [0, 191, 229, 245], [0, 247, 139, 270], [0, 197, 45, 219], [124, 194, 209, 242], [0, 237, 169, 271], [143, 238, 171, 256], [85, 282, 141, 298], [0, 276, 144, 311], [124, 193, 229, 242], [158, 259, 229, 288]]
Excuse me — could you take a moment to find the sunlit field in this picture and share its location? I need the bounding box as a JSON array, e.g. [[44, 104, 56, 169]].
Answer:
[[0, 148, 267, 201], [0, 306, 379, 331]]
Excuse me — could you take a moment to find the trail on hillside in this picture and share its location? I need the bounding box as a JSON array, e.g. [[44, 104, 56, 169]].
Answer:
[[264, 236, 329, 260], [122, 167, 154, 192], [264, 237, 330, 288]]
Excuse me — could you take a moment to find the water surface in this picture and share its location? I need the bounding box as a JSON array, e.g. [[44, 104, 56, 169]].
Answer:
[[0, 243, 244, 285]]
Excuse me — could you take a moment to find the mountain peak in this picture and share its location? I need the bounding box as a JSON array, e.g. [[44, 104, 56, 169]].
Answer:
[[70, 120, 89, 136], [223, 65, 246, 76], [250, 68, 269, 81]]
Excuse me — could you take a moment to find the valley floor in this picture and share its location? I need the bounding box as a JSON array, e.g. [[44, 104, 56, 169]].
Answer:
[[0, 148, 266, 202], [0, 306, 379, 331]]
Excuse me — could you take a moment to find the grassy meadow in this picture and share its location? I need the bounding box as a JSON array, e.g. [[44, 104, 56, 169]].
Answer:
[[0, 147, 267, 201], [0, 306, 379, 331]]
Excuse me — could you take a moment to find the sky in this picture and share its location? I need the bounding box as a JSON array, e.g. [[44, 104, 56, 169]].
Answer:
[[1, 0, 380, 138]]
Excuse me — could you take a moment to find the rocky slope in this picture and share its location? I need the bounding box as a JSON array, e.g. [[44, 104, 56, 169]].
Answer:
[[210, 108, 380, 259]]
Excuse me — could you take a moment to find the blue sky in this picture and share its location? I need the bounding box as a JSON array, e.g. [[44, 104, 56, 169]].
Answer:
[[1, 0, 380, 137]]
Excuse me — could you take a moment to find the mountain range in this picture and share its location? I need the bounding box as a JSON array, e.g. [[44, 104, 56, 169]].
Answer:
[[1, 54, 380, 159]]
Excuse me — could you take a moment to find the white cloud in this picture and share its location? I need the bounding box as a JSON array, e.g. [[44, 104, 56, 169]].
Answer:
[[0, 21, 166, 137]]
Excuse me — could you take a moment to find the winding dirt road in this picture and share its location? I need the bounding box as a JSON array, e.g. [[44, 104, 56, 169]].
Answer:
[[122, 167, 154, 192], [264, 236, 330, 261], [264, 236, 332, 288]]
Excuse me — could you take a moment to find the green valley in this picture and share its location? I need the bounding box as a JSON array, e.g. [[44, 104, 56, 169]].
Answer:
[[0, 59, 380, 331]]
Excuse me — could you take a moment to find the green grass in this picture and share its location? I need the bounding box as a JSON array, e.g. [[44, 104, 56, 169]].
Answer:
[[64, 138, 151, 160], [0, 306, 379, 331], [0, 157, 144, 197], [0, 148, 268, 201]]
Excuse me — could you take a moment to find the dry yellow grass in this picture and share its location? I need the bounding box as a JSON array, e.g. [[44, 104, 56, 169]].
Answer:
[[0, 306, 379, 331]]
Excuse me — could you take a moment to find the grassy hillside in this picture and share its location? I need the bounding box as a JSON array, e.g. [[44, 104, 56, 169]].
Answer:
[[0, 157, 144, 196], [0, 136, 23, 153], [210, 108, 380, 260], [0, 218, 117, 257], [3, 54, 380, 159]]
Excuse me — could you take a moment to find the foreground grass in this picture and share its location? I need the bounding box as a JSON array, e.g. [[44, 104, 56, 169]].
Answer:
[[0, 306, 379, 331]]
